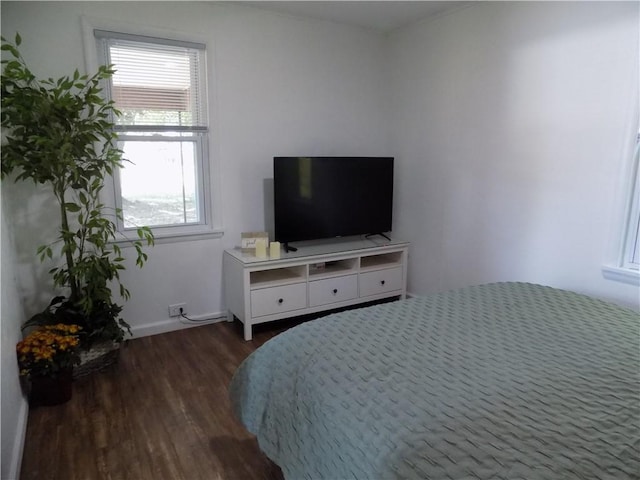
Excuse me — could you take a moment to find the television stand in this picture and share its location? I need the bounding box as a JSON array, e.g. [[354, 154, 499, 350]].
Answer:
[[223, 238, 409, 340]]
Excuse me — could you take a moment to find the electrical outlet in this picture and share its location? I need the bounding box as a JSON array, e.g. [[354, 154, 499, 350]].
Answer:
[[168, 303, 187, 317]]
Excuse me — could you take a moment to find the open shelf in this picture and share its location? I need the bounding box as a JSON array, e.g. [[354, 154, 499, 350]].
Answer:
[[308, 258, 358, 280], [360, 251, 403, 272], [250, 266, 306, 289]]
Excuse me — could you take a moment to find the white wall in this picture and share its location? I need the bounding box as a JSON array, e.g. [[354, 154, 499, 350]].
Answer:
[[0, 1, 391, 337], [389, 1, 640, 309], [1, 198, 29, 480]]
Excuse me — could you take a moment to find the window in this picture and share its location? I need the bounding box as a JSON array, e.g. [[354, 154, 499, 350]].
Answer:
[[604, 128, 640, 286], [622, 134, 640, 270], [95, 30, 216, 239]]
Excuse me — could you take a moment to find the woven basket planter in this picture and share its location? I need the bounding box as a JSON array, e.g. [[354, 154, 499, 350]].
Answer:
[[73, 340, 121, 378]]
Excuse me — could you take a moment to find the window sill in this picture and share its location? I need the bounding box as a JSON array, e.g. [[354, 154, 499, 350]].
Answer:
[[114, 226, 224, 246], [602, 266, 640, 286]]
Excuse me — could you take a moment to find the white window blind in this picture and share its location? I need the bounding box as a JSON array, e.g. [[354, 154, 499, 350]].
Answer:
[[95, 30, 207, 131]]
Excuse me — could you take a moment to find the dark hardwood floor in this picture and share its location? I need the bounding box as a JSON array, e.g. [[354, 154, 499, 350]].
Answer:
[[20, 319, 294, 480]]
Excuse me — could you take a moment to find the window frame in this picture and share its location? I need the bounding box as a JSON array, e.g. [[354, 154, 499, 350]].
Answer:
[[603, 109, 640, 286], [621, 136, 640, 270], [81, 16, 223, 244], [113, 132, 209, 234]]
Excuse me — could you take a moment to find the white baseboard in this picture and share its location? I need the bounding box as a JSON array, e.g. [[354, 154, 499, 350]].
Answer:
[[7, 397, 28, 480], [129, 311, 227, 339]]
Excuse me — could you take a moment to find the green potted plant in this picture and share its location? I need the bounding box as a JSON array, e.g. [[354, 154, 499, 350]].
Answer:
[[1, 33, 154, 374]]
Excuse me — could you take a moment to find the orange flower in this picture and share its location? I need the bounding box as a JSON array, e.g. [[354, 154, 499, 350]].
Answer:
[[16, 324, 82, 378]]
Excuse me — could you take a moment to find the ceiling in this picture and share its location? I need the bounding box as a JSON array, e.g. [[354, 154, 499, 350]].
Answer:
[[238, 1, 471, 32]]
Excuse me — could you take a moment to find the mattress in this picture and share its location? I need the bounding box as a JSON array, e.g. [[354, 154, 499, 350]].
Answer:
[[229, 282, 640, 479]]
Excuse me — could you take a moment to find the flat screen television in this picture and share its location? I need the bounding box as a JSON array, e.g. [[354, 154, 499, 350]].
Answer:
[[273, 156, 394, 246]]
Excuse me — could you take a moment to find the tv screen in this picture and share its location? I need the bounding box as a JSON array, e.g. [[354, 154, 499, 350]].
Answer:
[[274, 156, 394, 244]]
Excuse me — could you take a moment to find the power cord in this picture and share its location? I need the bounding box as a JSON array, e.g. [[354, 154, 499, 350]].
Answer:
[[179, 307, 197, 322], [178, 306, 228, 324]]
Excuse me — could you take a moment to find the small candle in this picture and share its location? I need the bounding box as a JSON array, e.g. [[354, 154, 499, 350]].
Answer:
[[269, 241, 281, 259], [255, 238, 268, 258]]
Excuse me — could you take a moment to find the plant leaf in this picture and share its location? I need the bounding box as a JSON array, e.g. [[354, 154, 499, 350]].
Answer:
[[64, 203, 81, 212]]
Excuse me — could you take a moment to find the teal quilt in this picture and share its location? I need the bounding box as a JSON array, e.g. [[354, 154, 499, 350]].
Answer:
[[229, 282, 639, 479]]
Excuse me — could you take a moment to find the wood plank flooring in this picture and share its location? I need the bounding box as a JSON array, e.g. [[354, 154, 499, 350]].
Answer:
[[19, 319, 295, 480]]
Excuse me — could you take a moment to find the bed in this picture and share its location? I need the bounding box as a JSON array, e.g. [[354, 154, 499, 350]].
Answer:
[[229, 282, 639, 479]]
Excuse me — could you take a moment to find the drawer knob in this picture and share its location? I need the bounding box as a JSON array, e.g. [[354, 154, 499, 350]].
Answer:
[[380, 280, 386, 285], [277, 298, 284, 304], [332, 288, 338, 295]]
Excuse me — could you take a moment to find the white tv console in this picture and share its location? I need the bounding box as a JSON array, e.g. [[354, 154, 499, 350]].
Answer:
[[223, 237, 409, 340]]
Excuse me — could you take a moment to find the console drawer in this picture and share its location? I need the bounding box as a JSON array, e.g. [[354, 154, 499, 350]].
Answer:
[[359, 267, 403, 297], [251, 283, 307, 317], [309, 274, 358, 307]]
